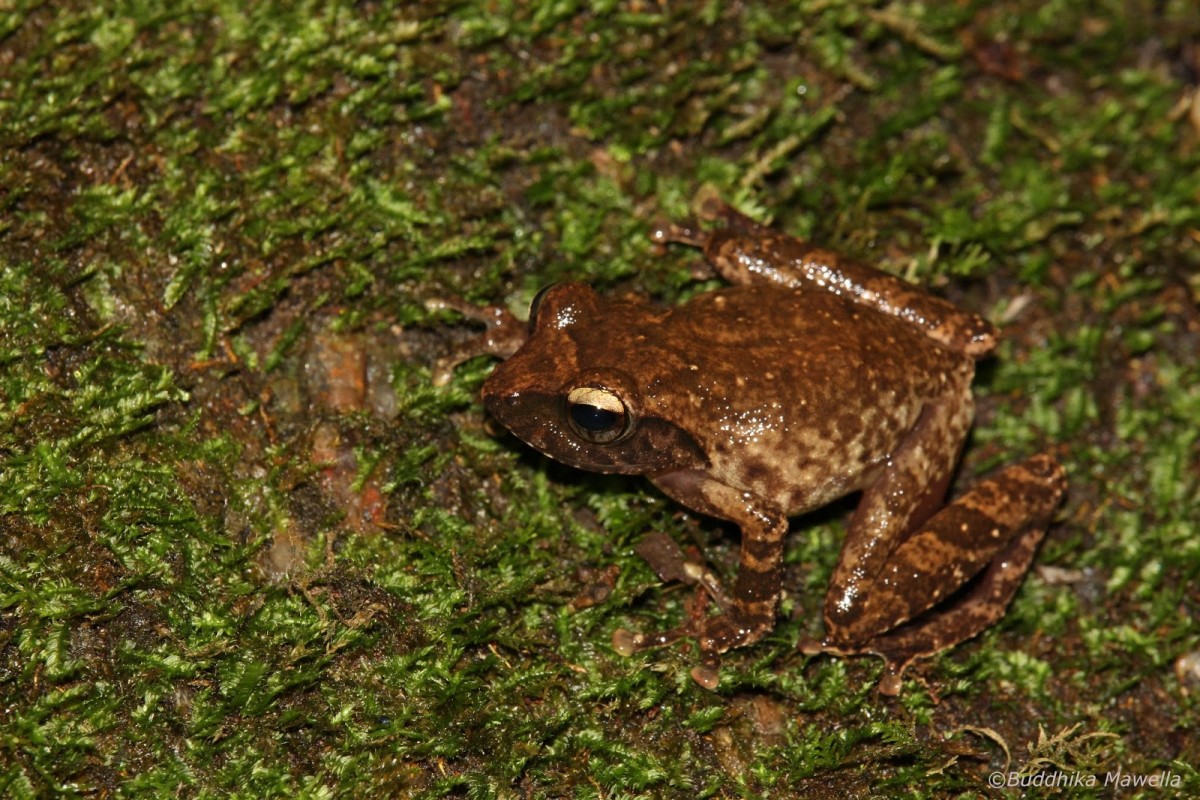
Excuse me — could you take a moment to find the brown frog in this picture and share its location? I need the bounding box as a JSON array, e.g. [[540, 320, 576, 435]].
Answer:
[[432, 200, 1066, 694]]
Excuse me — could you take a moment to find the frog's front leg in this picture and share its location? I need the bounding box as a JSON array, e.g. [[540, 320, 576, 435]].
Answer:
[[804, 421, 1067, 695], [427, 298, 528, 386], [613, 469, 789, 689]]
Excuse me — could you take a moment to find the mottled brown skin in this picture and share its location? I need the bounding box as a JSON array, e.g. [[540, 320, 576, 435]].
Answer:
[[435, 201, 1066, 694]]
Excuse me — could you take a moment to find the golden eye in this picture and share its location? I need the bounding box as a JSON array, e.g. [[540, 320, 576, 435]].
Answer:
[[566, 386, 629, 444]]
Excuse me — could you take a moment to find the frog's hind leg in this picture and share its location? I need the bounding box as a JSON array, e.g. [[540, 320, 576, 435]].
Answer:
[[652, 198, 998, 356], [806, 453, 1067, 695], [650, 197, 762, 250], [818, 380, 977, 643]]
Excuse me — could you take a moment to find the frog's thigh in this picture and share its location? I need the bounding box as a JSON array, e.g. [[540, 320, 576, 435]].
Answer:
[[825, 387, 974, 635], [652, 469, 789, 651], [830, 453, 1066, 649]]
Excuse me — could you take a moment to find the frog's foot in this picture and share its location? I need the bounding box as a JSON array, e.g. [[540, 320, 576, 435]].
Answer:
[[425, 298, 526, 386], [650, 218, 707, 250], [611, 583, 711, 660], [612, 626, 720, 689], [633, 532, 734, 612], [612, 565, 764, 691], [612, 624, 684, 656], [797, 638, 914, 697], [802, 518, 1049, 696], [650, 220, 720, 280], [692, 611, 777, 688], [873, 490, 1057, 696], [809, 453, 1067, 695], [651, 197, 761, 249], [613, 609, 768, 691], [614, 534, 743, 688]]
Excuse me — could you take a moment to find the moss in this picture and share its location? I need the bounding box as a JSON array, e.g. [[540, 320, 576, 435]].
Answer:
[[2, 0, 1199, 796]]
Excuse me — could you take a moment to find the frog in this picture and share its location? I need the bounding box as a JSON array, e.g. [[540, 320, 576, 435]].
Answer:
[[431, 198, 1066, 694]]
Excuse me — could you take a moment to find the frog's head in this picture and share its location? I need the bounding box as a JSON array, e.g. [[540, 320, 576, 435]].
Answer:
[[481, 282, 705, 475]]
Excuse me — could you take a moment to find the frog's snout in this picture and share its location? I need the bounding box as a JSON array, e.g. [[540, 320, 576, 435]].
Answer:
[[480, 383, 520, 422]]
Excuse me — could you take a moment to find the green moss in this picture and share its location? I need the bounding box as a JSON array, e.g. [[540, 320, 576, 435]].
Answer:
[[2, 0, 1199, 796]]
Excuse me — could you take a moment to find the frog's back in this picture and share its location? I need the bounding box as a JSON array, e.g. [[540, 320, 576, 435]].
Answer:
[[658, 283, 965, 397], [641, 284, 974, 512]]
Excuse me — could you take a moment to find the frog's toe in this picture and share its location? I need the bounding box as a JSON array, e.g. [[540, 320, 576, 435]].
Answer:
[[798, 637, 917, 695], [611, 624, 689, 656], [798, 636, 828, 656], [797, 635, 861, 658], [611, 628, 639, 657], [869, 648, 928, 695], [430, 358, 456, 387], [690, 664, 721, 690], [877, 665, 906, 696], [650, 219, 705, 248]]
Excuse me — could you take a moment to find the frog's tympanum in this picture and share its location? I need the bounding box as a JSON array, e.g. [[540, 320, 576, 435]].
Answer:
[[433, 200, 1066, 694]]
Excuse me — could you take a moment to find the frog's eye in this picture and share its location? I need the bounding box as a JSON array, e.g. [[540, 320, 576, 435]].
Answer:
[[528, 283, 559, 333], [566, 387, 630, 444]]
